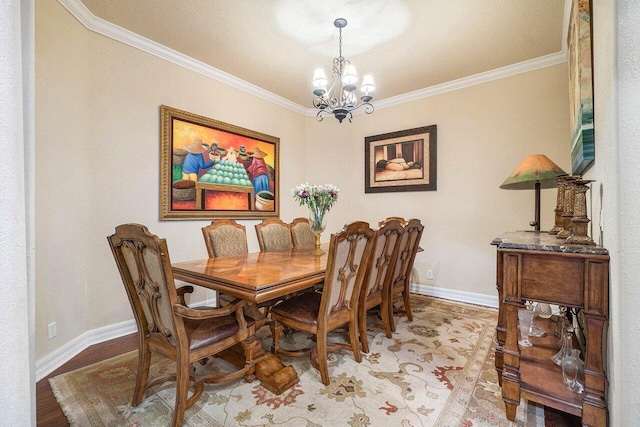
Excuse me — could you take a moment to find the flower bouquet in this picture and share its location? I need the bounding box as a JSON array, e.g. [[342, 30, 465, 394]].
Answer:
[[292, 183, 340, 248]]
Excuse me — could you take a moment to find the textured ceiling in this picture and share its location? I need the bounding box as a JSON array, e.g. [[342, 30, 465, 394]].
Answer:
[[79, 0, 566, 108]]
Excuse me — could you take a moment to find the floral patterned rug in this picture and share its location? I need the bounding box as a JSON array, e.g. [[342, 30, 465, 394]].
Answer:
[[50, 295, 544, 426]]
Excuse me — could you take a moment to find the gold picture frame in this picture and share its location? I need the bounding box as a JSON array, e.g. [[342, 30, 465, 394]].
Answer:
[[160, 105, 280, 220]]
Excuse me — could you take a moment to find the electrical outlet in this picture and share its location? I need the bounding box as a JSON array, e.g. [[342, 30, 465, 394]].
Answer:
[[426, 269, 433, 280], [48, 322, 57, 339]]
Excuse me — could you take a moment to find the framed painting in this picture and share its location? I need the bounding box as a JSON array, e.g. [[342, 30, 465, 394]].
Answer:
[[160, 105, 280, 220], [568, 0, 594, 175], [365, 125, 437, 193]]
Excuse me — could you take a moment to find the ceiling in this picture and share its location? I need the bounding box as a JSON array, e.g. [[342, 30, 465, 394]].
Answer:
[[75, 0, 567, 109]]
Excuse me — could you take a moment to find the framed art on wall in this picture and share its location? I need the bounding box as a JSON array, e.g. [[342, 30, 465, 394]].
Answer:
[[365, 125, 437, 193], [568, 0, 595, 175], [160, 105, 280, 220]]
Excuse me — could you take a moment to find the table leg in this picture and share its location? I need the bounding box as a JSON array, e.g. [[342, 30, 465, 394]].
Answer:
[[220, 338, 299, 395], [220, 304, 299, 394]]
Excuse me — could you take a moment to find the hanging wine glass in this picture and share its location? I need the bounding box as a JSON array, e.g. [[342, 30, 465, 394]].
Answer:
[[552, 324, 574, 366], [562, 349, 585, 394], [529, 302, 547, 337]]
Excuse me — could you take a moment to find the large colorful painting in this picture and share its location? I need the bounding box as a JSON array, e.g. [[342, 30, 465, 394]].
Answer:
[[568, 0, 594, 175], [364, 125, 437, 193], [160, 106, 279, 220]]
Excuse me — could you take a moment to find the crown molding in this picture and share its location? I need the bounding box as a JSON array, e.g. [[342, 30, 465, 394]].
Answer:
[[57, 0, 308, 116], [58, 0, 567, 118], [368, 51, 567, 113]]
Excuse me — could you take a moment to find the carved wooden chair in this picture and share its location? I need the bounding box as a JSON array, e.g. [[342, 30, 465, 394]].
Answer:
[[108, 223, 258, 427], [289, 217, 315, 247], [378, 216, 408, 227], [384, 218, 424, 332], [202, 219, 249, 258], [202, 219, 249, 307], [269, 221, 375, 385], [358, 219, 404, 353], [255, 218, 293, 252]]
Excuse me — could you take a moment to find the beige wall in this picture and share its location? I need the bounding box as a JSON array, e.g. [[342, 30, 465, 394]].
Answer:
[[35, 1, 306, 358], [307, 64, 570, 297], [36, 0, 569, 365]]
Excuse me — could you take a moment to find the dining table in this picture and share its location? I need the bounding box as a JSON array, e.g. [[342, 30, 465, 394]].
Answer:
[[171, 244, 329, 394]]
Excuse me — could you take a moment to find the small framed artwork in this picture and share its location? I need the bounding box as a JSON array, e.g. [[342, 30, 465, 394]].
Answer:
[[364, 125, 437, 193], [160, 105, 280, 220]]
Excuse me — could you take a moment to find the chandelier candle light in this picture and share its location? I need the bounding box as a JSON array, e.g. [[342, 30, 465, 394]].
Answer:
[[292, 183, 340, 251], [312, 18, 375, 123]]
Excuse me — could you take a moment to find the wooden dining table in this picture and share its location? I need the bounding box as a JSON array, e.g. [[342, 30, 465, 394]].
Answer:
[[171, 244, 329, 394]]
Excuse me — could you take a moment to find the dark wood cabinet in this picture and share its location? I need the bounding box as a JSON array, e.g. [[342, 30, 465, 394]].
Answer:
[[492, 231, 609, 426]]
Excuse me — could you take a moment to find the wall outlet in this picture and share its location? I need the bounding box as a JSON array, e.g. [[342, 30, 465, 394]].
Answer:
[[426, 269, 433, 280], [47, 322, 56, 339]]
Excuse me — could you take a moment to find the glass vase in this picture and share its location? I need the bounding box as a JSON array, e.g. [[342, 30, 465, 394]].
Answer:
[[562, 349, 585, 394], [308, 207, 327, 251], [552, 324, 574, 366]]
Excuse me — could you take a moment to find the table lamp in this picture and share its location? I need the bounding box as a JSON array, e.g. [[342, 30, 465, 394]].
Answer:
[[500, 154, 566, 231]]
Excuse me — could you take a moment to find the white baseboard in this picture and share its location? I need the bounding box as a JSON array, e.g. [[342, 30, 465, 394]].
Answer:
[[410, 283, 499, 309], [35, 318, 137, 382], [35, 297, 217, 382], [36, 289, 496, 382]]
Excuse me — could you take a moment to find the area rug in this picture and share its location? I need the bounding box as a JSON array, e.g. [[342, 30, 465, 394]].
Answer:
[[50, 295, 544, 426]]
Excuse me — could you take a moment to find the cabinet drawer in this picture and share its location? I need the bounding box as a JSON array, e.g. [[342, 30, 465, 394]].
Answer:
[[521, 254, 584, 306]]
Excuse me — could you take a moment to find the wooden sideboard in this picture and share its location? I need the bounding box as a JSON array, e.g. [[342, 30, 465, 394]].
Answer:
[[492, 231, 609, 426]]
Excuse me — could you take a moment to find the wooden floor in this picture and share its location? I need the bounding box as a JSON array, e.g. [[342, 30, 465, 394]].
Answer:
[[36, 333, 581, 426], [36, 333, 138, 426]]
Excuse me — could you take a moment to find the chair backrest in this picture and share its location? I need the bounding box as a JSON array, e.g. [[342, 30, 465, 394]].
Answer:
[[319, 221, 375, 327], [378, 216, 408, 227], [202, 219, 249, 258], [107, 223, 181, 347], [255, 218, 293, 252], [389, 218, 424, 291], [361, 219, 405, 304], [289, 217, 315, 247]]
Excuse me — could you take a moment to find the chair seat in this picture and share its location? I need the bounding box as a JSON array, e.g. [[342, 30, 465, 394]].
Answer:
[[184, 313, 255, 351], [269, 291, 321, 325]]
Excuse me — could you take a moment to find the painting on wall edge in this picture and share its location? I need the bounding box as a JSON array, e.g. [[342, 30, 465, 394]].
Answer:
[[568, 0, 595, 176]]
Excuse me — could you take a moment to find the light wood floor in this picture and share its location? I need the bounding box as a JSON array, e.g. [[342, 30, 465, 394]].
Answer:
[[36, 332, 580, 426]]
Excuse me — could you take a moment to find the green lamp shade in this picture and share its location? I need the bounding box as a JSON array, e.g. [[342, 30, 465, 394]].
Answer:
[[500, 154, 566, 190]]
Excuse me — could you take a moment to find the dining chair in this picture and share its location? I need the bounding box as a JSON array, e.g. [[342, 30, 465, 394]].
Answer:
[[108, 223, 258, 427], [378, 216, 408, 227], [255, 218, 293, 252], [358, 219, 404, 353], [201, 219, 249, 307], [289, 217, 315, 247], [269, 221, 375, 385], [385, 218, 424, 332], [201, 219, 249, 258]]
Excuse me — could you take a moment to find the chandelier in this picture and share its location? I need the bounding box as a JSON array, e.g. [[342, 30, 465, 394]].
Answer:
[[312, 18, 375, 123]]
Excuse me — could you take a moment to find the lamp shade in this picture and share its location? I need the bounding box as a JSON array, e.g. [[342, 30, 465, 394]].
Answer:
[[500, 154, 566, 190]]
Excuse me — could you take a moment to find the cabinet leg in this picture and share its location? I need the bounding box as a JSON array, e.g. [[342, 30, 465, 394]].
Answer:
[[504, 402, 517, 421]]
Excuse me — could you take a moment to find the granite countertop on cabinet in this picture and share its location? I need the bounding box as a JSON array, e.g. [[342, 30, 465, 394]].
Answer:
[[491, 231, 608, 255]]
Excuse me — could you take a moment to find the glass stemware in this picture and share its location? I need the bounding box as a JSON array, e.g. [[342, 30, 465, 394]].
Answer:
[[529, 302, 547, 337], [517, 308, 534, 347], [552, 324, 574, 365], [562, 349, 585, 394]]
